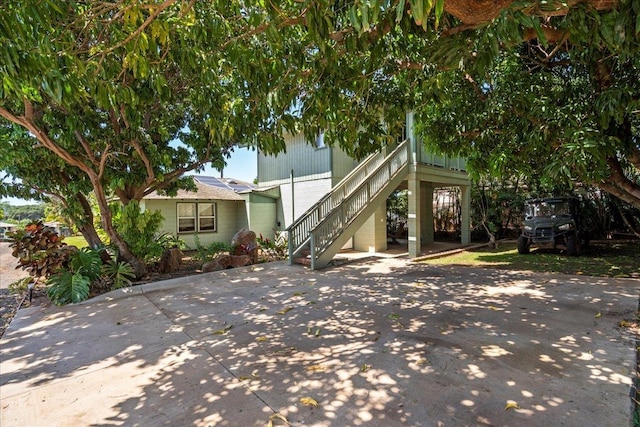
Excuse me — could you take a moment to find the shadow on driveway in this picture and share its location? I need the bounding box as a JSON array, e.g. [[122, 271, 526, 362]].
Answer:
[[1, 259, 637, 426]]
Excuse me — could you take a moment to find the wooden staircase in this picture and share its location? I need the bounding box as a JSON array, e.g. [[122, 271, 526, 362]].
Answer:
[[287, 140, 411, 269]]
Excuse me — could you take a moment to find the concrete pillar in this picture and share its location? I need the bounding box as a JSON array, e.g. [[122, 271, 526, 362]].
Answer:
[[406, 111, 418, 164], [460, 184, 471, 244], [408, 177, 421, 258], [421, 182, 434, 245], [353, 204, 387, 252]]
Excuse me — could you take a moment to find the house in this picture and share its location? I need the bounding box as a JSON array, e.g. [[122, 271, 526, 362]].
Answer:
[[0, 221, 18, 241], [257, 111, 471, 269], [145, 112, 471, 267], [43, 221, 72, 237], [141, 177, 279, 249]]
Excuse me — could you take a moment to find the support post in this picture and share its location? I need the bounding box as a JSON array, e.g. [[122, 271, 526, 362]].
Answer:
[[460, 184, 471, 245], [408, 177, 421, 258], [422, 182, 434, 245]]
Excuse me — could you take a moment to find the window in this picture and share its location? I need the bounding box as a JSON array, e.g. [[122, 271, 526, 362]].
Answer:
[[177, 202, 216, 233]]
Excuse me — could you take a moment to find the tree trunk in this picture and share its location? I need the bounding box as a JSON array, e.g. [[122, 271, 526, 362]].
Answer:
[[481, 220, 497, 249], [91, 179, 148, 279], [74, 192, 103, 250], [614, 199, 640, 239]]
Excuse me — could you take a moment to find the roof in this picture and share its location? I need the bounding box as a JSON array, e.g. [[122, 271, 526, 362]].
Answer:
[[0, 221, 18, 228], [144, 177, 250, 201], [194, 176, 256, 193]]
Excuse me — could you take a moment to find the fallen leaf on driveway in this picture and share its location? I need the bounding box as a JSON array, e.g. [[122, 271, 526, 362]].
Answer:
[[256, 336, 268, 342], [504, 401, 519, 411], [300, 397, 320, 408], [213, 324, 232, 335], [595, 312, 602, 318], [277, 307, 293, 315], [268, 413, 289, 426]]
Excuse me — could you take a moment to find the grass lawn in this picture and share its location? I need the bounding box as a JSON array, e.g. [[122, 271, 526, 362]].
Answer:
[[62, 235, 88, 248], [421, 241, 640, 278]]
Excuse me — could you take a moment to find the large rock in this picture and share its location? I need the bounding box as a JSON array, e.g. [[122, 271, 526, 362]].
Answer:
[[158, 247, 183, 273], [202, 254, 251, 273], [231, 228, 258, 264]]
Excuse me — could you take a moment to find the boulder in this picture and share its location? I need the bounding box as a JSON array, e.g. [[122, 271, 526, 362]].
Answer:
[[158, 247, 183, 273], [231, 228, 258, 264], [202, 259, 222, 273], [202, 254, 251, 273]]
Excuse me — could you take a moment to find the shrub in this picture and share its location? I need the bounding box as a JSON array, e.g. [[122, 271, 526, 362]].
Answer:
[[46, 247, 102, 305], [257, 232, 288, 261], [111, 201, 165, 262], [8, 221, 71, 279], [192, 235, 231, 263]]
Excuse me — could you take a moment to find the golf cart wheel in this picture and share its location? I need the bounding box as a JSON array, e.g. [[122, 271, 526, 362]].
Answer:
[[517, 236, 530, 254], [566, 235, 581, 256]]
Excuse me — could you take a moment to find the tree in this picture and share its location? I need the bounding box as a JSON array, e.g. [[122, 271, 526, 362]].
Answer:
[[1, 125, 106, 249], [412, 6, 640, 210], [0, 1, 303, 276], [2, 0, 638, 280], [308, 1, 640, 209]]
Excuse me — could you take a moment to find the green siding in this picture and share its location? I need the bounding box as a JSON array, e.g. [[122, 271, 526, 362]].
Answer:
[[258, 133, 331, 185], [142, 199, 249, 249]]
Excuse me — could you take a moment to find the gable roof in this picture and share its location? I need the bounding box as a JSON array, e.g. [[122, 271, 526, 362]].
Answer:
[[144, 177, 250, 201]]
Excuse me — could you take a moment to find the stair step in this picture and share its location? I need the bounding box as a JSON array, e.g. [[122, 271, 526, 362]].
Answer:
[[293, 257, 311, 267]]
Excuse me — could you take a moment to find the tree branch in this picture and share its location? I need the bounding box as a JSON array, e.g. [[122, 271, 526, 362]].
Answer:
[[96, 0, 179, 57], [130, 139, 155, 194], [75, 130, 101, 168], [0, 105, 96, 179]]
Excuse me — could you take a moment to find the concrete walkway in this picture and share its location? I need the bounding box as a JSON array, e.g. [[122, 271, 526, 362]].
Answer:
[[1, 258, 637, 426]]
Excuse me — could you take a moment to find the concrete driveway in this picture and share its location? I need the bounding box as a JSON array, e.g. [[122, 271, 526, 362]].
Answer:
[[1, 258, 637, 426]]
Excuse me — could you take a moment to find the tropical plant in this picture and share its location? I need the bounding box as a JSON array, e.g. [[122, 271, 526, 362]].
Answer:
[[47, 270, 91, 306], [101, 256, 136, 290], [46, 247, 103, 305], [256, 233, 288, 261], [8, 221, 71, 279], [111, 201, 165, 263], [192, 235, 232, 263]]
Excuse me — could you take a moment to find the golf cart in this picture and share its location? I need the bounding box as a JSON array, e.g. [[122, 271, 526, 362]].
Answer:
[[518, 197, 588, 256]]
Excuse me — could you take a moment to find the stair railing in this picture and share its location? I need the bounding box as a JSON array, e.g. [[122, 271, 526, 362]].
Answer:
[[287, 139, 410, 263], [309, 141, 410, 266]]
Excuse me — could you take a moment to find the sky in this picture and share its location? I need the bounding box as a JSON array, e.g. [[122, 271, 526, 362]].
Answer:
[[0, 147, 259, 206], [200, 146, 258, 183]]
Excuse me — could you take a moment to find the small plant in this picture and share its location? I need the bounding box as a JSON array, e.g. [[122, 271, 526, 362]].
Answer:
[[46, 247, 102, 305], [8, 277, 32, 295], [155, 232, 187, 251], [47, 271, 91, 305], [257, 232, 288, 261], [102, 253, 136, 290], [192, 235, 231, 263]]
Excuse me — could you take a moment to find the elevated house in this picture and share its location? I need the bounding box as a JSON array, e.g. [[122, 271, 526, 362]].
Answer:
[[144, 112, 471, 268], [258, 112, 471, 269]]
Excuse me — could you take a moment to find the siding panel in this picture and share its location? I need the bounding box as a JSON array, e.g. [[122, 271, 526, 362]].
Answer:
[[258, 133, 331, 185]]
